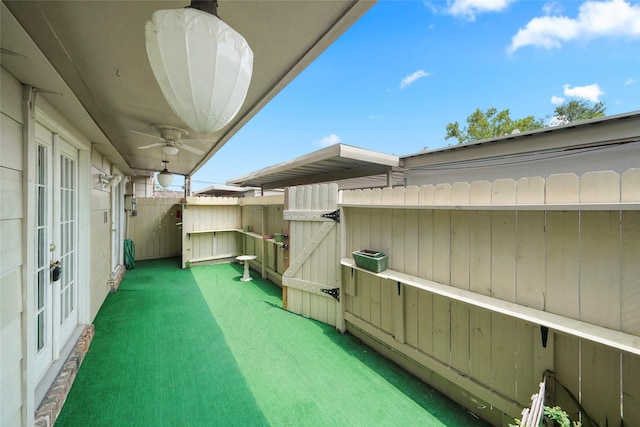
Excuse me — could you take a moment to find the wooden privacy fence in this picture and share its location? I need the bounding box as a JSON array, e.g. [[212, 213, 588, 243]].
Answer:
[[182, 196, 241, 265], [339, 169, 640, 426], [181, 195, 286, 283], [127, 197, 182, 260]]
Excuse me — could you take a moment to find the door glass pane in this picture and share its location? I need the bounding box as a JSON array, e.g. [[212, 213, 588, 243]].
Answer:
[[59, 154, 77, 322], [37, 145, 45, 184], [37, 228, 45, 268], [35, 143, 48, 353], [37, 269, 45, 310], [37, 313, 45, 351], [37, 186, 45, 226]]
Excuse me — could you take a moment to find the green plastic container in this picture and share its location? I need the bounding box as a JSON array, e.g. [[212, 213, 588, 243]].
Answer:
[[353, 249, 388, 273]]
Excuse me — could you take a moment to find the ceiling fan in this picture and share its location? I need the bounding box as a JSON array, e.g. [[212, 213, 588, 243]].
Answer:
[[133, 125, 206, 156]]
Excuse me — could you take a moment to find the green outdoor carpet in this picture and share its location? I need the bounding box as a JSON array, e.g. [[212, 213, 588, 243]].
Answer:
[[56, 258, 487, 426]]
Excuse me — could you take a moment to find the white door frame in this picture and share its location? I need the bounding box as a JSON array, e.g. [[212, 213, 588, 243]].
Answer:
[[31, 123, 81, 379], [32, 134, 54, 380], [111, 175, 124, 273], [23, 101, 91, 421]]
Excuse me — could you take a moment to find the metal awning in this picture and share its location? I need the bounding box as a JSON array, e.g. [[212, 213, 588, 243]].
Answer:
[[227, 144, 400, 189], [194, 184, 258, 197]]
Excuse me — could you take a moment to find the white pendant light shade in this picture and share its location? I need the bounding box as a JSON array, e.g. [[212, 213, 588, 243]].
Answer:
[[157, 169, 174, 188], [146, 8, 253, 134]]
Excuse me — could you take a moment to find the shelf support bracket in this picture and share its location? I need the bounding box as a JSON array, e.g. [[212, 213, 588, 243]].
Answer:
[[541, 326, 549, 348]]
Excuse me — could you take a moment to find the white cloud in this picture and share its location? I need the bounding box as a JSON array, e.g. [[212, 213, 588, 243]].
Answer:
[[551, 95, 565, 105], [626, 77, 637, 85], [400, 70, 431, 89], [446, 0, 513, 21], [563, 83, 605, 102], [317, 134, 341, 147], [422, 1, 438, 14], [509, 0, 640, 52]]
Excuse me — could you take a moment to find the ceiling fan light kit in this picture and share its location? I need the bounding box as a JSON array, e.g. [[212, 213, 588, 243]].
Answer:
[[145, 2, 254, 134], [135, 125, 205, 156], [162, 145, 179, 156]]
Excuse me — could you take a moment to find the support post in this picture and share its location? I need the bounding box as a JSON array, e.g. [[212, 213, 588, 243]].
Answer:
[[282, 188, 290, 309], [261, 205, 267, 279]]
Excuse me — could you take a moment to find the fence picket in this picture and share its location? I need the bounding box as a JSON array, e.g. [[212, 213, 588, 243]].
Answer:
[[517, 177, 545, 204], [580, 170, 620, 203], [492, 178, 516, 204], [418, 184, 435, 204], [546, 173, 579, 204], [434, 183, 451, 204], [451, 182, 470, 205], [470, 181, 491, 205], [622, 168, 640, 202]]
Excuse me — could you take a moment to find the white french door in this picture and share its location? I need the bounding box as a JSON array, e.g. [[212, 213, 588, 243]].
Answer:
[[33, 125, 79, 380]]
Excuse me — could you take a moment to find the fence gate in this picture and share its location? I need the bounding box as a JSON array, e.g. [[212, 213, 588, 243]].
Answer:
[[282, 184, 341, 327]]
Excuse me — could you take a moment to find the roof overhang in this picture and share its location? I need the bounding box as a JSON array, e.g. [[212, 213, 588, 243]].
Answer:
[[2, 1, 375, 178], [227, 144, 400, 189]]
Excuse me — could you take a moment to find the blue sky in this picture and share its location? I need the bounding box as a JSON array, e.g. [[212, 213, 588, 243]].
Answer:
[[189, 0, 640, 191]]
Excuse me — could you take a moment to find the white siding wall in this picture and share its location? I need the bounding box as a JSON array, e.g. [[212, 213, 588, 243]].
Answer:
[[130, 176, 153, 198], [90, 149, 115, 321], [0, 66, 25, 427]]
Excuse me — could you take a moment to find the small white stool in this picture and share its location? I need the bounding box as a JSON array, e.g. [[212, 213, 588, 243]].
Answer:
[[236, 255, 257, 281]]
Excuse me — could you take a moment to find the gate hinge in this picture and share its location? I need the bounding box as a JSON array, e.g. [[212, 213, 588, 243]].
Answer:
[[321, 209, 340, 223], [320, 288, 340, 301]]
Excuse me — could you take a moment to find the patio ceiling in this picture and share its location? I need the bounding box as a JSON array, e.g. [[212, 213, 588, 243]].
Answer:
[[227, 143, 400, 189], [1, 0, 375, 177]]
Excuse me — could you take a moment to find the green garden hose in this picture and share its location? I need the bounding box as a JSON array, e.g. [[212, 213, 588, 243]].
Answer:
[[124, 239, 135, 269]]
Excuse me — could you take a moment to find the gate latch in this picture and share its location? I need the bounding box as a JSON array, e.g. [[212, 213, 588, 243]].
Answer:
[[321, 209, 340, 223], [320, 288, 340, 301]]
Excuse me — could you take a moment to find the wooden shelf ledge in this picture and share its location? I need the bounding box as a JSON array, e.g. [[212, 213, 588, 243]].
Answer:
[[341, 258, 640, 355], [241, 231, 285, 245], [187, 228, 242, 234], [340, 203, 640, 211], [240, 231, 263, 239]]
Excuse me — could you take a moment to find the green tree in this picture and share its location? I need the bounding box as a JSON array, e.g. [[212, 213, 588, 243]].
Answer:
[[550, 99, 606, 125], [445, 100, 607, 144], [445, 107, 543, 145]]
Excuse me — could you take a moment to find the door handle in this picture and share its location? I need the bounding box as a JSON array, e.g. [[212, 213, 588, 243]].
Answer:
[[50, 260, 62, 282]]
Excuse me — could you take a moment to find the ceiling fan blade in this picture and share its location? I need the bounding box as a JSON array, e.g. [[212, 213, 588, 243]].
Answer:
[[182, 138, 210, 144], [180, 144, 205, 155], [138, 142, 165, 150], [129, 129, 162, 140]]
